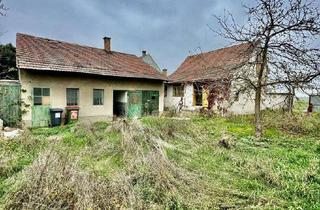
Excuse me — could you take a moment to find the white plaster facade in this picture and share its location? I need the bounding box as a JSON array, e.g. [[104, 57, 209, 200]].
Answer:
[[164, 84, 289, 115], [20, 70, 164, 127]]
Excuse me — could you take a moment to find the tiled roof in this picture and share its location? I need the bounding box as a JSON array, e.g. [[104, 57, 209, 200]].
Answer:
[[16, 33, 167, 80], [169, 43, 255, 82]]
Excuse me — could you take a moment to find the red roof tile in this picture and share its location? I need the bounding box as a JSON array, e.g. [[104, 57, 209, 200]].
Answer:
[[16, 33, 167, 80], [169, 43, 255, 82]]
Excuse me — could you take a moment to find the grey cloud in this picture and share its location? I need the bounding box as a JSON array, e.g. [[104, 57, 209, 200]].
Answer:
[[0, 0, 251, 72]]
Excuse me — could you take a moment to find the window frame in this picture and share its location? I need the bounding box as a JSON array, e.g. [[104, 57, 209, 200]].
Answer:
[[172, 84, 184, 97], [33, 87, 50, 106], [93, 89, 104, 105], [66, 88, 79, 106]]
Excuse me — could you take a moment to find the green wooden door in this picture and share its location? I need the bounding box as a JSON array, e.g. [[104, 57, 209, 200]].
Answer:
[[142, 91, 159, 116], [127, 90, 142, 119], [0, 82, 21, 126], [32, 105, 50, 127]]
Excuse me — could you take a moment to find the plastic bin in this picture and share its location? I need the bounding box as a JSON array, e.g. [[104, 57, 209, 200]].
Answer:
[[49, 108, 63, 126]]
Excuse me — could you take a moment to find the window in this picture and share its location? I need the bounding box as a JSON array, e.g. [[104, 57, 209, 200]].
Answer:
[[164, 85, 168, 97], [173, 85, 184, 97], [33, 87, 50, 105], [93, 89, 104, 105], [66, 88, 79, 106]]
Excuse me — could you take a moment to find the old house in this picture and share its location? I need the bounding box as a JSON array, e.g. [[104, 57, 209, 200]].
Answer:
[[16, 33, 167, 127], [165, 43, 287, 114]]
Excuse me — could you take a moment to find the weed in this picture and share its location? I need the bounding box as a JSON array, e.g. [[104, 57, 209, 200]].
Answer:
[[0, 112, 319, 209]]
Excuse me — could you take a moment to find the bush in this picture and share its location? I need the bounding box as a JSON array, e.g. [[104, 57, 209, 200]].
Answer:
[[262, 111, 320, 137]]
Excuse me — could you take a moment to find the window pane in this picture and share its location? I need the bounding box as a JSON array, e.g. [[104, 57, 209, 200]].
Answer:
[[42, 88, 50, 96], [34, 96, 42, 105], [33, 88, 50, 105], [67, 88, 79, 106], [34, 88, 42, 96], [173, 85, 184, 97], [93, 89, 104, 105]]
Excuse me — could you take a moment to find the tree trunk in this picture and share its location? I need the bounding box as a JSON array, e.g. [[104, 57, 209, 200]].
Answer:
[[288, 87, 295, 115], [255, 84, 262, 138]]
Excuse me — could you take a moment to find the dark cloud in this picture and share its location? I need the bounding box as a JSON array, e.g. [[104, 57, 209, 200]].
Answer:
[[0, 0, 251, 72]]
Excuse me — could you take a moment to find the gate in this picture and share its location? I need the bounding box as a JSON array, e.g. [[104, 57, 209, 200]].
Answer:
[[127, 90, 143, 119], [127, 90, 159, 119], [0, 80, 21, 127], [142, 91, 159, 115], [32, 105, 50, 127]]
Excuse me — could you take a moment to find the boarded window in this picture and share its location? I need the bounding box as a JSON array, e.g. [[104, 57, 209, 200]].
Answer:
[[173, 85, 184, 97], [66, 88, 79, 106], [93, 89, 104, 105], [33, 87, 50, 105]]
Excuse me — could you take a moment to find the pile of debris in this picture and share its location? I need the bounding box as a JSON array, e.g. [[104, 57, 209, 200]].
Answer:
[[0, 119, 23, 139]]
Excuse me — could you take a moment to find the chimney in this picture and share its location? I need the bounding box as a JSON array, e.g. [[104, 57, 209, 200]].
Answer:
[[142, 50, 147, 56], [103, 37, 111, 51], [162, 68, 168, 76]]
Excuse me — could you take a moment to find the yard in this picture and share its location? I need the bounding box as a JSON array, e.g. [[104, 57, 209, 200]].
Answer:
[[0, 111, 319, 209]]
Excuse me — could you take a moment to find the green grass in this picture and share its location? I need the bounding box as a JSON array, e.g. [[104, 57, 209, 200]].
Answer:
[[0, 113, 319, 209]]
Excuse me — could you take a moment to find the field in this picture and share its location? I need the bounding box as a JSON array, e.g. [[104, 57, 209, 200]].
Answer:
[[0, 111, 319, 209]]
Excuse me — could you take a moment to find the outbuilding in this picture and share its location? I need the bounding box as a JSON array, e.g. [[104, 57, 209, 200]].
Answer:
[[16, 33, 167, 127]]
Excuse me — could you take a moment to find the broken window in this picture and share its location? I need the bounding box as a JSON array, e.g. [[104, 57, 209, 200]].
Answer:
[[33, 87, 50, 105], [93, 89, 104, 105], [173, 84, 184, 97], [66, 88, 79, 106]]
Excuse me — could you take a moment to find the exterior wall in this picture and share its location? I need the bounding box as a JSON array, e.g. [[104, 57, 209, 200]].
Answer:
[[164, 82, 256, 114], [164, 84, 196, 111], [262, 94, 289, 110], [228, 93, 289, 114], [164, 83, 288, 115], [20, 70, 164, 127], [184, 84, 194, 109], [165, 52, 288, 115], [227, 91, 255, 114], [141, 54, 161, 71], [164, 85, 182, 109]]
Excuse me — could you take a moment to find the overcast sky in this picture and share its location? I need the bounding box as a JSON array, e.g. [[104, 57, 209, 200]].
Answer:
[[0, 0, 252, 73]]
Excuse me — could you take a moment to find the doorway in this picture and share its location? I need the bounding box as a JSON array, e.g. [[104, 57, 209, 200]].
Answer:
[[113, 90, 127, 117], [194, 84, 203, 106]]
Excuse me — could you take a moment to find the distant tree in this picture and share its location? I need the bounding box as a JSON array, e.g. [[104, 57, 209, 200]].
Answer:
[[0, 44, 18, 80], [214, 0, 320, 138], [0, 0, 17, 79]]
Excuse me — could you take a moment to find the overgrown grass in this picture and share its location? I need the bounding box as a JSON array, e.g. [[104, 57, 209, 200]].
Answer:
[[0, 112, 319, 209]]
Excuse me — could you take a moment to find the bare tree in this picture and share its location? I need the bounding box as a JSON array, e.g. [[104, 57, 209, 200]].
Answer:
[[214, 0, 320, 138], [0, 0, 6, 16]]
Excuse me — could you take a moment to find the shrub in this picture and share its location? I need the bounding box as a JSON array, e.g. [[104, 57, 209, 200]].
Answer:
[[262, 111, 320, 137]]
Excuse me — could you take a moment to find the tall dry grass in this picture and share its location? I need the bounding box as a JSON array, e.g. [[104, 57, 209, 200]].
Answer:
[[3, 119, 214, 209]]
